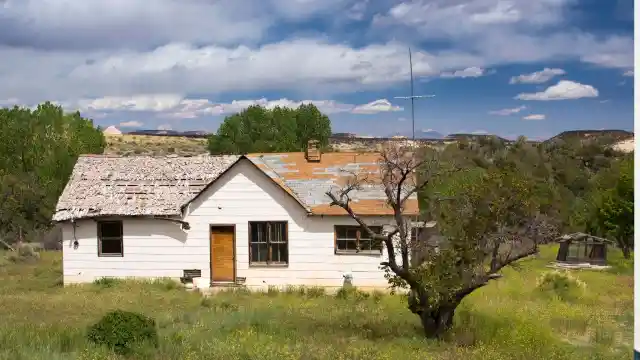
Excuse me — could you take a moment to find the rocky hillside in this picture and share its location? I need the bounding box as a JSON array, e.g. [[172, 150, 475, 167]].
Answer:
[[104, 130, 633, 156], [548, 130, 633, 142], [104, 134, 208, 156]]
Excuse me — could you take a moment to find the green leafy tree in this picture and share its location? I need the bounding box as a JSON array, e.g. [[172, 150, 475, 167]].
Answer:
[[207, 104, 331, 154], [577, 156, 634, 258], [294, 103, 332, 150], [326, 146, 550, 338], [0, 102, 105, 244]]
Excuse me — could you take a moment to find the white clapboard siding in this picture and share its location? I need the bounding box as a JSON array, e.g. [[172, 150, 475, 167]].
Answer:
[[62, 158, 407, 288]]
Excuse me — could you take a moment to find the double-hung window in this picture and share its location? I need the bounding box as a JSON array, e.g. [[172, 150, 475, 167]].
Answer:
[[334, 225, 382, 254], [98, 221, 123, 256], [249, 221, 288, 266]]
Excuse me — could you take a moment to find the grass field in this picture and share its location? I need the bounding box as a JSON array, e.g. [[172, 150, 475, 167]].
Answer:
[[0, 245, 632, 360], [104, 135, 208, 156]]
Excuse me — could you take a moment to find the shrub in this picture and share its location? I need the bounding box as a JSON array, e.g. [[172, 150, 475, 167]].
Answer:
[[87, 310, 158, 355], [371, 290, 385, 303], [151, 278, 179, 290], [536, 270, 586, 300], [5, 243, 40, 263], [335, 287, 370, 300], [200, 297, 213, 308], [199, 297, 238, 312], [93, 277, 121, 288], [267, 285, 280, 296], [306, 286, 327, 298], [284, 285, 306, 296]]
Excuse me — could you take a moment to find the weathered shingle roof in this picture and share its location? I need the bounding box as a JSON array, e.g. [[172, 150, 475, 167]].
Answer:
[[246, 152, 419, 216], [53, 152, 419, 221], [52, 155, 240, 221]]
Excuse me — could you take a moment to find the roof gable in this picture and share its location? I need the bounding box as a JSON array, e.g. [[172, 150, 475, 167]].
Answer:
[[180, 157, 310, 214]]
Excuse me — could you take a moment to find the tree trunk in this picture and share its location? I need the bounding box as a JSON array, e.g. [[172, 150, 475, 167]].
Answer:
[[408, 288, 468, 338], [621, 244, 631, 259], [419, 306, 456, 339]]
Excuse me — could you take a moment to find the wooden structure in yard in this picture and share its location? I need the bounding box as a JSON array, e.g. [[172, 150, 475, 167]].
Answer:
[[555, 233, 612, 266]]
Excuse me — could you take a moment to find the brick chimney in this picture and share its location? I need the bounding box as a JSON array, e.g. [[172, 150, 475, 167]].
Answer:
[[305, 139, 321, 162]]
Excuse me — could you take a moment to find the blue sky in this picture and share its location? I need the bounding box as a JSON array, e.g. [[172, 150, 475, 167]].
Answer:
[[0, 0, 634, 140]]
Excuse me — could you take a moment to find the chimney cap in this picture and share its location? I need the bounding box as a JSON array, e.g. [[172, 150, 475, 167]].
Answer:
[[306, 139, 321, 162]]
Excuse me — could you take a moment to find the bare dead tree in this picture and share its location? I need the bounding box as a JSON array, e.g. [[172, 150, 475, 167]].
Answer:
[[326, 144, 546, 338]]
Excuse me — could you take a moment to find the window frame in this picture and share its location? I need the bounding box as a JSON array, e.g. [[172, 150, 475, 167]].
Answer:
[[411, 227, 418, 243], [97, 220, 124, 257], [248, 221, 289, 267], [334, 225, 383, 255]]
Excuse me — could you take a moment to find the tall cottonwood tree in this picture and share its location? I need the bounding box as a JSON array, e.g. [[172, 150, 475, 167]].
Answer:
[[0, 102, 105, 244], [326, 145, 551, 338], [207, 104, 331, 155]]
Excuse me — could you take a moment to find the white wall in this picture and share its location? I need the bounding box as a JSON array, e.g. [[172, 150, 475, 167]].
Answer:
[[62, 159, 405, 290]]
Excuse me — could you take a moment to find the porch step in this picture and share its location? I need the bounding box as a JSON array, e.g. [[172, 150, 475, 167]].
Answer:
[[211, 282, 244, 287]]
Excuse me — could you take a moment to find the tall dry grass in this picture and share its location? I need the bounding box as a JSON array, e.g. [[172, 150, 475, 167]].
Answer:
[[0, 245, 632, 359]]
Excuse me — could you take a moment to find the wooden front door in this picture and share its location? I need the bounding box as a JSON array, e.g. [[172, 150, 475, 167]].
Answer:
[[210, 226, 235, 282]]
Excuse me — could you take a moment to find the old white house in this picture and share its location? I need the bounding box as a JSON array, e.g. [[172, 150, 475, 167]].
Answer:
[[53, 145, 420, 290]]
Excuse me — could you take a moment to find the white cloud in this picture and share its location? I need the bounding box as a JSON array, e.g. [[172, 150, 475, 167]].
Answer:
[[471, 130, 488, 135], [581, 51, 634, 69], [75, 94, 184, 112], [522, 114, 545, 120], [378, 0, 571, 39], [60, 94, 403, 119], [0, 40, 471, 102], [374, 1, 633, 71], [0, 0, 632, 110], [119, 120, 144, 127], [0, 0, 345, 51], [0, 36, 631, 105], [440, 67, 485, 78], [346, 0, 370, 21], [398, 117, 407, 122], [157, 124, 172, 131], [0, 98, 20, 106], [488, 105, 527, 116], [515, 80, 598, 101], [623, 70, 634, 77], [509, 68, 566, 84], [351, 99, 403, 114]]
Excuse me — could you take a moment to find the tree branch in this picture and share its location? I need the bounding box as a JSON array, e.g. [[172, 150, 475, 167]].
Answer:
[[326, 190, 415, 284]]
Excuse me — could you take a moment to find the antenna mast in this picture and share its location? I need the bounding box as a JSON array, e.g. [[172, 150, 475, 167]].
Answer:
[[394, 47, 435, 141]]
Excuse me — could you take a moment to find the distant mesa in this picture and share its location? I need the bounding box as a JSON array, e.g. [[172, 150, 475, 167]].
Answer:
[[419, 130, 445, 140], [102, 125, 122, 136], [446, 133, 508, 142], [115, 128, 633, 150], [548, 129, 633, 142], [332, 132, 358, 138], [126, 129, 211, 138], [386, 130, 445, 139]]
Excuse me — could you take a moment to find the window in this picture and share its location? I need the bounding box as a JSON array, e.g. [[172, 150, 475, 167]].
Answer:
[[249, 221, 288, 266], [98, 221, 123, 256], [335, 225, 382, 254]]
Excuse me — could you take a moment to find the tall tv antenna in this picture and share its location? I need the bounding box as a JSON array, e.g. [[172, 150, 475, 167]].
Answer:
[[394, 48, 435, 140]]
